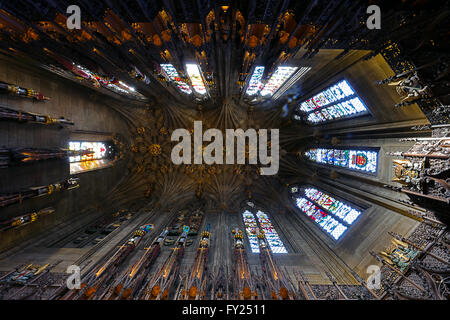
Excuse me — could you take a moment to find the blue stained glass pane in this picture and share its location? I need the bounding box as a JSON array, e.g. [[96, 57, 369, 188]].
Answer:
[[246, 66, 265, 95], [305, 148, 378, 174], [326, 105, 341, 118], [334, 149, 350, 167], [256, 211, 287, 254], [333, 104, 346, 116], [338, 80, 355, 96], [349, 97, 367, 112], [242, 210, 287, 254], [324, 88, 338, 103], [341, 100, 357, 114], [242, 210, 259, 253], [331, 223, 347, 240], [160, 64, 192, 94], [295, 197, 348, 240], [297, 79, 368, 124], [303, 187, 362, 226], [326, 149, 334, 164]]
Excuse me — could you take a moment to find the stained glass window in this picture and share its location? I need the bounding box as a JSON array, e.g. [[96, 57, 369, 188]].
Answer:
[[305, 148, 378, 173], [242, 210, 287, 254], [186, 64, 207, 95], [68, 141, 106, 163], [246, 66, 265, 95], [245, 66, 310, 99], [69, 159, 110, 175], [242, 210, 259, 253], [160, 64, 192, 94], [303, 188, 361, 225], [260, 67, 298, 97], [66, 63, 142, 98], [255, 211, 287, 253], [297, 80, 368, 124], [292, 186, 362, 240], [68, 141, 110, 174]]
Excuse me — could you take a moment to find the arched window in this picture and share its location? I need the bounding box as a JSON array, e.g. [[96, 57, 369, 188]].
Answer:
[[305, 147, 378, 174], [186, 64, 207, 95], [68, 141, 113, 174], [290, 185, 363, 240], [295, 79, 369, 124], [160, 64, 192, 94], [246, 66, 265, 95], [245, 66, 311, 99], [242, 209, 287, 254]]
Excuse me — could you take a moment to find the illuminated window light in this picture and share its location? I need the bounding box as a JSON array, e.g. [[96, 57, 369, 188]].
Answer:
[[260, 66, 298, 97], [295, 197, 347, 240], [246, 66, 265, 95], [242, 210, 287, 254], [297, 80, 368, 124], [186, 64, 207, 95], [305, 148, 378, 174], [118, 81, 135, 92], [68, 141, 106, 163], [242, 210, 259, 253], [68, 141, 110, 174], [255, 211, 287, 253], [292, 186, 363, 240], [303, 188, 361, 225], [70, 64, 141, 97], [160, 64, 192, 94]]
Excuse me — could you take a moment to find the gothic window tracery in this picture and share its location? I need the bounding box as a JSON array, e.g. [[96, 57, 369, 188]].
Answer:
[[245, 66, 308, 98], [305, 148, 378, 174], [160, 63, 192, 94], [186, 63, 207, 95], [242, 209, 287, 254], [68, 141, 111, 174], [246, 66, 265, 95], [296, 79, 369, 124], [290, 186, 363, 240]]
